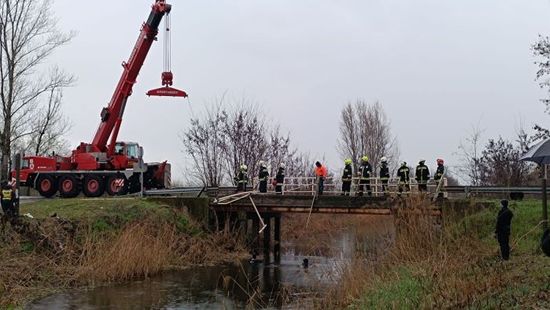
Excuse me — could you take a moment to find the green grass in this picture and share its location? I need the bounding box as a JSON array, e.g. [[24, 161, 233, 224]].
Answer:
[[351, 199, 550, 309], [19, 198, 198, 236], [456, 199, 546, 254], [21, 198, 172, 220], [352, 267, 427, 310]]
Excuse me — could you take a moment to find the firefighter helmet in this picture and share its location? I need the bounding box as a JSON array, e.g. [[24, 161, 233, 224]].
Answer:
[[381, 156, 388, 163], [344, 158, 352, 165]]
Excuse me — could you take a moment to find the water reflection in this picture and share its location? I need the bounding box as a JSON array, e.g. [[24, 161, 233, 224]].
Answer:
[[29, 215, 394, 309]]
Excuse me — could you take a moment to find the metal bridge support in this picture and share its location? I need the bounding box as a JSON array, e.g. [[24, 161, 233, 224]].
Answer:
[[263, 214, 271, 263], [274, 215, 281, 262], [250, 216, 261, 258], [245, 212, 282, 263]]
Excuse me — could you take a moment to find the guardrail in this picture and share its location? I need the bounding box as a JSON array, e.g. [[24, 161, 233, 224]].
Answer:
[[142, 181, 545, 198]]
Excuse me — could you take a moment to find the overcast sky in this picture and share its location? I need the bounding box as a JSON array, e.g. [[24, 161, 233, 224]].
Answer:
[[50, 0, 550, 182]]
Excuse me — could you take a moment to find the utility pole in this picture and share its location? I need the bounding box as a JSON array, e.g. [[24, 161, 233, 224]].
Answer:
[[14, 153, 21, 217], [139, 146, 145, 198], [543, 164, 548, 230]]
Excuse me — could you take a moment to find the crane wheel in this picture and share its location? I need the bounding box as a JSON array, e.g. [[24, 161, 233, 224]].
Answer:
[[83, 175, 105, 197], [58, 175, 80, 198], [106, 175, 128, 196], [36, 175, 57, 198]]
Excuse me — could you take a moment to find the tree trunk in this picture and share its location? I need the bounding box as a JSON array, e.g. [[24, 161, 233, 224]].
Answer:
[[2, 119, 11, 180]]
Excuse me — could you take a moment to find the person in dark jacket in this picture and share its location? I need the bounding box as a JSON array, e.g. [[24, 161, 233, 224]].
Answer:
[[379, 157, 390, 195], [258, 161, 269, 193], [274, 163, 285, 194], [415, 159, 430, 192], [434, 159, 446, 198], [234, 164, 249, 192], [358, 156, 372, 197], [341, 159, 353, 196], [397, 162, 410, 195], [0, 180, 15, 218], [542, 228, 550, 257], [495, 199, 514, 260]]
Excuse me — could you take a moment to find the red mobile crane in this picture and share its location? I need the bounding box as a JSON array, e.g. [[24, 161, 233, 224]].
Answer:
[[12, 0, 187, 198]]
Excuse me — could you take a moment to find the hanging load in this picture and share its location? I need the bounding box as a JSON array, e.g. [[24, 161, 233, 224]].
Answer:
[[147, 9, 187, 97]]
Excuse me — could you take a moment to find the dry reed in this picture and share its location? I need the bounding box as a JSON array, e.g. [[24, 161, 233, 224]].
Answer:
[[0, 212, 246, 307]]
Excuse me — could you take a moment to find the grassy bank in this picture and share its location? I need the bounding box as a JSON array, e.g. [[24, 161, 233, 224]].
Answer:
[[324, 199, 549, 309], [0, 198, 245, 307]]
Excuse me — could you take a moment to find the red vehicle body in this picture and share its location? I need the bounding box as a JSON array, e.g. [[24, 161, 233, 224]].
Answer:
[[12, 0, 184, 198]]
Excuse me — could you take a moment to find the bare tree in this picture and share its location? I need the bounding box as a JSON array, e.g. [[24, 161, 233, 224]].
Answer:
[[220, 101, 269, 186], [181, 101, 226, 187], [0, 0, 74, 178], [286, 151, 316, 177], [267, 126, 295, 176], [25, 79, 71, 155], [338, 103, 360, 171], [479, 137, 534, 186], [533, 35, 550, 110], [182, 96, 301, 186], [456, 125, 484, 186], [337, 100, 399, 173]]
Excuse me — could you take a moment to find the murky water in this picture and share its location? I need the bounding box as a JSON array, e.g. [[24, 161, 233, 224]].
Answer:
[[28, 216, 394, 309]]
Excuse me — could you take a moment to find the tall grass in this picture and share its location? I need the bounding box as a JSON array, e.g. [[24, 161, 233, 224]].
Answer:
[[0, 206, 246, 307], [318, 198, 550, 309]]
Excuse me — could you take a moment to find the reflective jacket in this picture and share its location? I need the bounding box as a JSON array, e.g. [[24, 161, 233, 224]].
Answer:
[[276, 168, 285, 183], [415, 164, 430, 183], [1, 188, 12, 201], [379, 163, 390, 181], [235, 170, 248, 184], [359, 161, 372, 179], [342, 164, 353, 182], [434, 164, 445, 181], [259, 166, 269, 182], [397, 166, 410, 183]]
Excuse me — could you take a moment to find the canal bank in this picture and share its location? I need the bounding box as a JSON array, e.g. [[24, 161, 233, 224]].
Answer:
[[336, 199, 550, 309], [0, 198, 247, 308]]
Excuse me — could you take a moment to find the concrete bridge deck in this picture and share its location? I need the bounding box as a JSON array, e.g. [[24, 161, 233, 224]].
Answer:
[[211, 193, 442, 215], [213, 194, 390, 214]]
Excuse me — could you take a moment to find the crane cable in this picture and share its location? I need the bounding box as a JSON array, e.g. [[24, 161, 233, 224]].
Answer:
[[163, 12, 171, 74]]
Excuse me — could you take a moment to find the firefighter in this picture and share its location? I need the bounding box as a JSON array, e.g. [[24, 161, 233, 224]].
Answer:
[[434, 159, 446, 198], [495, 199, 514, 260], [258, 161, 269, 193], [358, 156, 372, 197], [1, 180, 15, 219], [234, 164, 249, 192], [379, 157, 390, 195], [274, 163, 285, 194], [315, 161, 327, 195], [341, 159, 353, 196], [415, 159, 430, 192], [397, 162, 410, 195]]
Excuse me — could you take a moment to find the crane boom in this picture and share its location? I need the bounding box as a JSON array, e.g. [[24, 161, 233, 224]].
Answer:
[[91, 0, 171, 155], [12, 0, 180, 198]]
